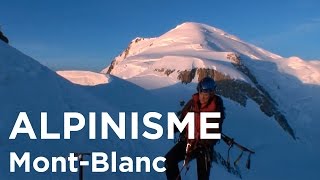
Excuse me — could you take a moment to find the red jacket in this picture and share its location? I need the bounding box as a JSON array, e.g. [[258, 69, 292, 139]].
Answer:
[[180, 93, 225, 146]]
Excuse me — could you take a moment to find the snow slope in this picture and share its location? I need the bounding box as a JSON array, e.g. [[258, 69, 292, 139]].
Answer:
[[56, 70, 110, 86], [0, 41, 170, 180]]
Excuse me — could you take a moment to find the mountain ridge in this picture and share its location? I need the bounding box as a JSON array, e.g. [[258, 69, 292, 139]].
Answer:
[[99, 22, 320, 139]]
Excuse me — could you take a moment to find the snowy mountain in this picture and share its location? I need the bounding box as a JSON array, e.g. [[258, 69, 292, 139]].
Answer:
[[101, 22, 320, 138], [1, 21, 320, 180], [97, 22, 320, 179]]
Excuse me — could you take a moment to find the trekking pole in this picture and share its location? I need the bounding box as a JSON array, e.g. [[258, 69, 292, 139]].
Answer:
[[175, 142, 192, 180], [175, 164, 186, 180], [74, 153, 91, 180]]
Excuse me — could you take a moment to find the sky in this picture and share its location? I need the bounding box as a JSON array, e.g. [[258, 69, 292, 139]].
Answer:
[[1, 0, 320, 72]]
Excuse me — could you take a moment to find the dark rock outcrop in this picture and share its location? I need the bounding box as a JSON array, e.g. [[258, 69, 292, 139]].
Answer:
[[105, 60, 117, 74], [155, 68, 175, 76], [227, 53, 295, 138], [104, 38, 144, 74], [0, 31, 9, 44], [177, 68, 197, 84]]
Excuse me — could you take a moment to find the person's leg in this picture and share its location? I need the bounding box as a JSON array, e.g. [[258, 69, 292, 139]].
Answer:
[[196, 148, 211, 180], [165, 141, 186, 180]]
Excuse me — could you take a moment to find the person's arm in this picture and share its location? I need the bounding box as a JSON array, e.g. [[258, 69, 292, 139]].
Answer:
[[205, 96, 225, 145]]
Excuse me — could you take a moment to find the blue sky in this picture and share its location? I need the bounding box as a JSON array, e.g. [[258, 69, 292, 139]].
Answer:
[[1, 0, 319, 71]]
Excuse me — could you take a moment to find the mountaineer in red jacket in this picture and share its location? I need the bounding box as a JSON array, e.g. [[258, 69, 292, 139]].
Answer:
[[165, 77, 225, 180]]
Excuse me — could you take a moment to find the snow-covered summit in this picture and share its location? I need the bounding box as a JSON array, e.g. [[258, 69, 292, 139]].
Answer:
[[101, 22, 283, 77], [159, 22, 282, 59], [101, 22, 320, 140], [101, 22, 294, 85]]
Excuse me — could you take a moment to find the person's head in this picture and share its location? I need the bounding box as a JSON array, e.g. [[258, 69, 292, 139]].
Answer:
[[197, 77, 216, 105]]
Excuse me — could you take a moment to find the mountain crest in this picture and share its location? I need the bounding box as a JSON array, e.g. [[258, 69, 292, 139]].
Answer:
[[100, 22, 320, 139]]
